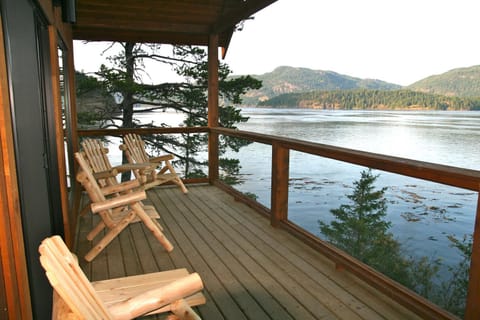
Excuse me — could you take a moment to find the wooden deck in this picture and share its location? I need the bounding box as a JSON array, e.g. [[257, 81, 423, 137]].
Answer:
[[75, 184, 423, 320]]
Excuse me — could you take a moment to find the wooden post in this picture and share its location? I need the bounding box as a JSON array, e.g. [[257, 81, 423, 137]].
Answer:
[[465, 191, 480, 320], [66, 32, 82, 238], [0, 13, 33, 320], [271, 143, 289, 227], [48, 25, 72, 247], [208, 34, 219, 184]]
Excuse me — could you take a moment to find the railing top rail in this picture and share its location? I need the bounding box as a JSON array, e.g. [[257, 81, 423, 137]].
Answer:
[[77, 126, 209, 137], [76, 126, 480, 191], [212, 127, 480, 192]]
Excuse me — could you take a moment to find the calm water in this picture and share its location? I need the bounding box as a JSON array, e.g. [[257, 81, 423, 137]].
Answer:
[[230, 108, 480, 267], [111, 108, 480, 267]]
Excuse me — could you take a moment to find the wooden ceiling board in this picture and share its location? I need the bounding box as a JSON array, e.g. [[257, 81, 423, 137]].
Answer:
[[76, 3, 222, 20], [76, 0, 223, 23], [72, 0, 277, 48], [75, 10, 216, 27]]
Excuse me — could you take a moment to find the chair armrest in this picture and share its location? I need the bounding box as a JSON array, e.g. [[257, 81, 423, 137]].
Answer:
[[93, 169, 119, 180], [150, 154, 174, 163], [108, 273, 203, 320], [113, 163, 156, 173], [91, 190, 146, 213], [101, 179, 141, 196]]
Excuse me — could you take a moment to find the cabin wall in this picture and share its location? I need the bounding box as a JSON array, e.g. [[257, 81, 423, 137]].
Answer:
[[0, 0, 74, 318]]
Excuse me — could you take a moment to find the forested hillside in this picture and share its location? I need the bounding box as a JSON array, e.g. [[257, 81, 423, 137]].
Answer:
[[258, 89, 480, 110], [408, 65, 480, 97], [241, 66, 401, 105]]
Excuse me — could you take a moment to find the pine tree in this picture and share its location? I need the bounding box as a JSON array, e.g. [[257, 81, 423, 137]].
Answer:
[[78, 42, 261, 181], [319, 169, 411, 282], [319, 169, 470, 317]]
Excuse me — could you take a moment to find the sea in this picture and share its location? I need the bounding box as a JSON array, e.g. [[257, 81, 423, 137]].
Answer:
[[109, 108, 480, 269]]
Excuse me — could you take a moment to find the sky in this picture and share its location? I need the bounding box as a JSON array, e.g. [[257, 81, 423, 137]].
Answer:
[[74, 0, 480, 86]]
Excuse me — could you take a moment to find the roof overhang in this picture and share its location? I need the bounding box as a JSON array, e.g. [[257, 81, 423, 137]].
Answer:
[[72, 0, 277, 55]]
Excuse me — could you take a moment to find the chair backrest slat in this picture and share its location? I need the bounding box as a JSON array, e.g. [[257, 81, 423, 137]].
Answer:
[[75, 152, 107, 203], [81, 139, 118, 187], [39, 236, 113, 319], [124, 133, 150, 163]]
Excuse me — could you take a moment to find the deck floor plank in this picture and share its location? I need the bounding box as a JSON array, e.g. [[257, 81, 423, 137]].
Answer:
[[165, 187, 334, 320], [152, 188, 273, 320], [76, 184, 425, 320], [140, 221, 225, 320], [160, 187, 305, 320], [193, 186, 408, 320], [148, 190, 250, 320], [189, 187, 367, 320], [195, 186, 422, 320]]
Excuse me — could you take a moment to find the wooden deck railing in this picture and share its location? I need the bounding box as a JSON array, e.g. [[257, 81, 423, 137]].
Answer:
[[211, 127, 480, 320], [77, 126, 480, 320]]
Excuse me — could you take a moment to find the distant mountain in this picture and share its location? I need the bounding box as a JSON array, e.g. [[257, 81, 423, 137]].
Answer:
[[239, 66, 402, 105], [249, 66, 480, 110], [407, 65, 480, 97]]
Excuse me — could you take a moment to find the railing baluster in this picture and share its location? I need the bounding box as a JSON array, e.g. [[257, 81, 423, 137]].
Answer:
[[465, 190, 480, 320], [208, 132, 219, 183], [271, 143, 289, 227]]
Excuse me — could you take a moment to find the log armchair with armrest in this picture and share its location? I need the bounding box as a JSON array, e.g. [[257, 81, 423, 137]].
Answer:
[[119, 133, 188, 193], [39, 235, 205, 319], [79, 138, 158, 217], [75, 151, 174, 261]]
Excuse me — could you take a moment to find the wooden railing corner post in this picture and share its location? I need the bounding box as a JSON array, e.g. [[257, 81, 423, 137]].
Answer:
[[271, 143, 289, 227]]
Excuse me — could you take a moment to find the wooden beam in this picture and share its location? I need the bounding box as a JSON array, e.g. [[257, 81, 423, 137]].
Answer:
[[72, 27, 212, 46], [65, 33, 83, 240], [74, 18, 210, 35], [208, 34, 219, 183]]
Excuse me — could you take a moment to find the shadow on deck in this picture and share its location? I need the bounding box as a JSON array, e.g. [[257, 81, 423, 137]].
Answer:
[[75, 184, 422, 319]]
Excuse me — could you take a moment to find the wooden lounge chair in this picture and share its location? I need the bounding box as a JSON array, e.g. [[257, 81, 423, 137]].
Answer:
[[79, 138, 128, 216], [75, 151, 174, 261], [39, 235, 205, 319], [79, 138, 158, 216], [119, 133, 188, 193]]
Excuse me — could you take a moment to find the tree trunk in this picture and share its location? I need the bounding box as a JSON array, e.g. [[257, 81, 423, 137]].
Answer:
[[121, 42, 136, 181]]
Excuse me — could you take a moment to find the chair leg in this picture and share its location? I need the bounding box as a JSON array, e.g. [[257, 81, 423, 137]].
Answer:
[[84, 210, 136, 262], [171, 299, 202, 320], [86, 221, 106, 241], [131, 203, 174, 252], [165, 161, 188, 194], [173, 178, 189, 194], [79, 202, 91, 216]]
